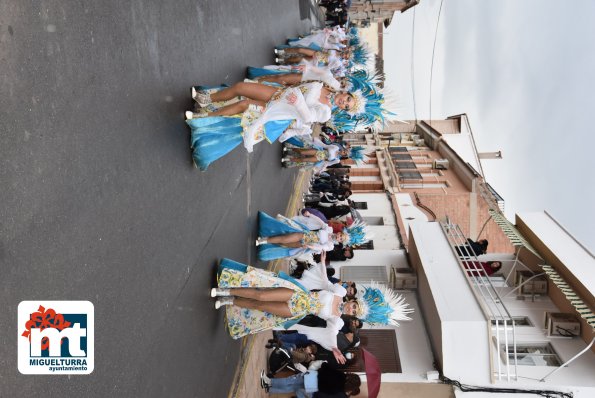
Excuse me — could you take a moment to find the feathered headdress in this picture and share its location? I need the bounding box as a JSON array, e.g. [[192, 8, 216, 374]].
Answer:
[[355, 282, 414, 326], [350, 43, 370, 66], [348, 146, 368, 164], [331, 83, 397, 132], [342, 220, 372, 246]]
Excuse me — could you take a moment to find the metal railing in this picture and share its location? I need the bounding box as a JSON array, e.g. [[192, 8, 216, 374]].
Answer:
[[440, 221, 519, 382]]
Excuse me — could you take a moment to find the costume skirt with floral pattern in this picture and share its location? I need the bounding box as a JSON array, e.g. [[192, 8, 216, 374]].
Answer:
[[217, 258, 310, 339]]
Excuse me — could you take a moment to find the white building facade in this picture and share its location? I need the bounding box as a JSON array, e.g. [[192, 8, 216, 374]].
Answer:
[[332, 194, 595, 397]]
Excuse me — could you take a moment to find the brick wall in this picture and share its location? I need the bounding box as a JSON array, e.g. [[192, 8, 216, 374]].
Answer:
[[412, 192, 515, 254]]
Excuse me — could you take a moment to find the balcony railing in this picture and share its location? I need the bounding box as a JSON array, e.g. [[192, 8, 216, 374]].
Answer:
[[440, 221, 519, 382]]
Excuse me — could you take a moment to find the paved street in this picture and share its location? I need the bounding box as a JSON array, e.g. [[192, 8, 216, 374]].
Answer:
[[0, 1, 319, 396]]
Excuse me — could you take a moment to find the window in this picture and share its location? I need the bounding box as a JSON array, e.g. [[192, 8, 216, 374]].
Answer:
[[352, 240, 374, 250], [391, 154, 412, 161], [398, 171, 422, 180], [491, 316, 533, 327], [499, 342, 562, 367], [351, 201, 368, 210], [394, 162, 417, 169], [388, 147, 408, 153]]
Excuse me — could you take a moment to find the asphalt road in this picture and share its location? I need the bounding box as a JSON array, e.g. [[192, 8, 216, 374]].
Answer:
[[0, 1, 318, 396]]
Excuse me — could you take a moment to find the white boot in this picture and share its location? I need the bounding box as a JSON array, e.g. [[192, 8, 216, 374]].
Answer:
[[260, 370, 271, 390], [211, 288, 231, 297], [255, 237, 268, 246], [215, 297, 234, 309], [185, 110, 208, 120]]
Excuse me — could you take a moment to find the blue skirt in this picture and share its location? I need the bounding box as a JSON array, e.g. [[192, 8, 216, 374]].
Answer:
[[186, 116, 244, 171], [187, 118, 293, 171], [257, 211, 310, 261], [186, 85, 294, 171], [247, 66, 290, 79]]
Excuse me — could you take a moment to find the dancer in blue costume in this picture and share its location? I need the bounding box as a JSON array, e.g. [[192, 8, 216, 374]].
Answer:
[[185, 81, 356, 170], [247, 64, 343, 91], [211, 258, 358, 362], [275, 47, 348, 75], [281, 138, 368, 172], [281, 26, 348, 51], [254, 211, 372, 261]]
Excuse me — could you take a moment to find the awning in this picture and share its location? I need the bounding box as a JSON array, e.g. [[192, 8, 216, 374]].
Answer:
[[541, 264, 595, 331], [488, 209, 541, 257]]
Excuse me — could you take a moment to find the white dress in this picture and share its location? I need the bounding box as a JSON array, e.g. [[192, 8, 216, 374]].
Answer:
[[258, 64, 341, 90], [243, 82, 332, 151], [290, 27, 346, 50], [289, 266, 347, 351], [301, 65, 341, 90]]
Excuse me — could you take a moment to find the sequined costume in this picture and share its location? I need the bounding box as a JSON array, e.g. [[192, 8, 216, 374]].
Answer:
[[218, 258, 347, 350], [257, 211, 334, 261], [186, 82, 332, 170]]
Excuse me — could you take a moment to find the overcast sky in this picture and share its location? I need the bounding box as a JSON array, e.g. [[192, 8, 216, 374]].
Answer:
[[384, 0, 595, 252]]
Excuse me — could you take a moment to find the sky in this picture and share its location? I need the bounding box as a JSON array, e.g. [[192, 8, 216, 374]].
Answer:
[[383, 0, 595, 252]]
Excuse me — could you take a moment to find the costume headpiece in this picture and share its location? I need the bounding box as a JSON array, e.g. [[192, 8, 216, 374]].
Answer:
[[350, 44, 370, 66], [348, 146, 367, 164], [347, 89, 367, 117], [342, 220, 372, 246], [355, 282, 414, 326], [331, 83, 397, 132]]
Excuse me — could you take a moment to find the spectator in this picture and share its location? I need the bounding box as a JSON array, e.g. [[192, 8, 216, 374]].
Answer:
[[456, 238, 489, 257], [464, 260, 502, 276]]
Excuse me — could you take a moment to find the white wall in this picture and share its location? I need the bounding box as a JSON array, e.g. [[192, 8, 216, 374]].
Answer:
[[350, 193, 401, 249], [334, 249, 407, 269], [395, 193, 429, 240], [374, 292, 438, 383], [489, 287, 595, 388], [352, 193, 393, 218]]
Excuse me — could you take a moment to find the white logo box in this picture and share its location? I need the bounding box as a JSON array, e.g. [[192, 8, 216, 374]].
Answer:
[[18, 301, 94, 375]]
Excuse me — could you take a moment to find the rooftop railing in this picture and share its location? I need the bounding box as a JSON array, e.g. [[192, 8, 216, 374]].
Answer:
[[440, 220, 519, 382]]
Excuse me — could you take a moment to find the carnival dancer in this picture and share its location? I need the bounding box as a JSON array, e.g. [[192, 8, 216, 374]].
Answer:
[[247, 64, 344, 91], [185, 81, 356, 170], [282, 137, 368, 172], [275, 47, 349, 75], [255, 211, 371, 261], [212, 258, 358, 363], [281, 26, 348, 51]]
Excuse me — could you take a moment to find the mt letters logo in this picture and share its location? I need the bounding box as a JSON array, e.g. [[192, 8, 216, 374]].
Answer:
[[18, 301, 94, 374]]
